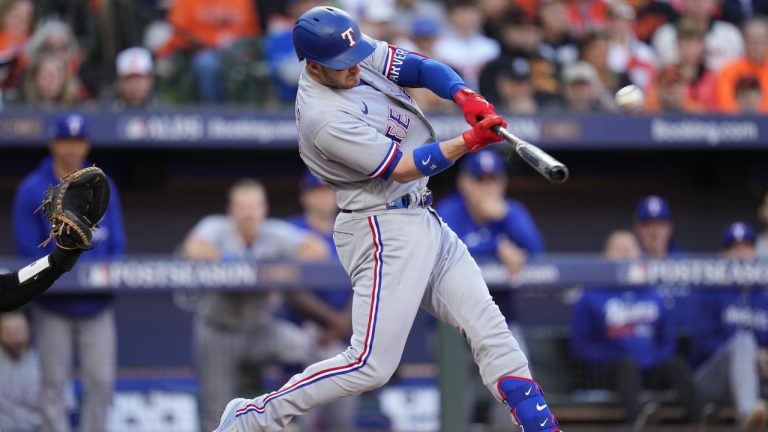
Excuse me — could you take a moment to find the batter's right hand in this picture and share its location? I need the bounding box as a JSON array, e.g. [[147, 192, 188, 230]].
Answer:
[[461, 115, 506, 152]]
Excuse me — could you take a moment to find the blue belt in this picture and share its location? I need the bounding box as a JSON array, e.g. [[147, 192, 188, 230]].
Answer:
[[341, 189, 433, 213]]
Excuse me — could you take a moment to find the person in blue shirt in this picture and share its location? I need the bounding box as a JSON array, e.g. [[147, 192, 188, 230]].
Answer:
[[571, 230, 697, 426], [283, 171, 358, 431], [435, 148, 544, 429], [692, 222, 768, 429], [634, 195, 692, 332], [12, 114, 126, 432], [264, 0, 319, 104]]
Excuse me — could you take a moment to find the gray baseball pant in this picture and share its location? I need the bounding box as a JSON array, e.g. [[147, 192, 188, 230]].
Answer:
[[233, 207, 530, 431]]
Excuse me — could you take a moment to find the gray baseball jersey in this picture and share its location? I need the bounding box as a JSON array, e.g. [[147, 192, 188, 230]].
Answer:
[[223, 39, 532, 432], [296, 40, 432, 211], [192, 216, 307, 330]]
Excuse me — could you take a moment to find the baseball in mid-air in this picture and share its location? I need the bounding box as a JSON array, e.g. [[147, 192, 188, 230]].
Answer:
[[614, 84, 645, 111]]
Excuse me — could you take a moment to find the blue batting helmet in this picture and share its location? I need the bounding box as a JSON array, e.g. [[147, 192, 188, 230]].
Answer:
[[293, 6, 376, 70]]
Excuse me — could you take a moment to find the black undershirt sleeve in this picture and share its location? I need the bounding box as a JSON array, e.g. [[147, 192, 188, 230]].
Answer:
[[0, 247, 82, 312]]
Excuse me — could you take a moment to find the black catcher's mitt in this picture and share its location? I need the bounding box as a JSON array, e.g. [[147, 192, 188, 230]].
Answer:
[[36, 166, 111, 250]]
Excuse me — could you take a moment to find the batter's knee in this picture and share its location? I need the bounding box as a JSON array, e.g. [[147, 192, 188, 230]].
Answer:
[[354, 361, 398, 393]]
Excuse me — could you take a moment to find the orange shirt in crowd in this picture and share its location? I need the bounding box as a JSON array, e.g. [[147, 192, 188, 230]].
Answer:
[[566, 0, 608, 36], [161, 0, 261, 56], [716, 57, 768, 112], [0, 32, 27, 56], [515, 0, 542, 21]]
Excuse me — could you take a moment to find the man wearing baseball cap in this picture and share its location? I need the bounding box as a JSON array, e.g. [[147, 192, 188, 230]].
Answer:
[[100, 46, 160, 110], [12, 114, 126, 432], [691, 222, 768, 429], [633, 195, 678, 258], [435, 149, 545, 429]]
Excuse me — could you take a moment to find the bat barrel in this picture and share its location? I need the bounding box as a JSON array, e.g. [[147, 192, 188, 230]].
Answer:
[[493, 125, 569, 183]]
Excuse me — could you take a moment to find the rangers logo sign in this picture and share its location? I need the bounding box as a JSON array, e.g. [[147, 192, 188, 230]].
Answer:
[[341, 27, 356, 47]]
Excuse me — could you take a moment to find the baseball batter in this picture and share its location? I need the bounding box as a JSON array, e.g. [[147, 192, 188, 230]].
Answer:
[[215, 7, 561, 432]]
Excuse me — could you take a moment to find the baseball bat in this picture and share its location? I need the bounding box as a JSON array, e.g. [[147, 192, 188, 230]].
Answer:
[[492, 125, 569, 183]]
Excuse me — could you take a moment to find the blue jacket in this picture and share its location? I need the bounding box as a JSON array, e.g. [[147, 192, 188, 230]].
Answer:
[[435, 192, 544, 320], [13, 156, 126, 317], [570, 287, 676, 369], [265, 30, 301, 103], [281, 215, 352, 324], [690, 287, 768, 367]]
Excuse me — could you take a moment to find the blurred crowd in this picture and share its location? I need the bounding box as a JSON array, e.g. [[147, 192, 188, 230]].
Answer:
[[0, 0, 767, 112]]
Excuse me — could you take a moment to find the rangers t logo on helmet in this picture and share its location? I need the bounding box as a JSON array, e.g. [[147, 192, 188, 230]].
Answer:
[[341, 27, 356, 47], [293, 6, 375, 70]]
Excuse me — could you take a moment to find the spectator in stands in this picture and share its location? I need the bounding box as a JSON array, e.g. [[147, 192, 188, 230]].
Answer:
[[652, 0, 744, 72], [282, 172, 358, 431], [606, 1, 656, 90], [359, 2, 397, 42], [479, 8, 561, 108], [486, 57, 538, 114], [674, 18, 718, 111], [537, 0, 580, 72], [24, 18, 80, 76], [434, 0, 500, 90], [479, 0, 523, 42], [13, 114, 126, 432], [265, 0, 318, 104], [0, 0, 33, 54], [716, 17, 768, 113], [391, 0, 448, 39], [182, 178, 328, 431], [581, 31, 632, 94], [645, 65, 703, 113], [629, 0, 679, 43], [757, 190, 768, 257], [160, 0, 261, 103], [15, 56, 86, 108], [100, 47, 160, 110], [436, 148, 544, 429], [0, 0, 34, 89], [408, 16, 440, 57], [735, 75, 764, 113], [560, 60, 612, 112], [691, 222, 768, 429], [721, 0, 768, 26], [571, 230, 697, 426], [0, 311, 40, 432], [566, 0, 608, 38]]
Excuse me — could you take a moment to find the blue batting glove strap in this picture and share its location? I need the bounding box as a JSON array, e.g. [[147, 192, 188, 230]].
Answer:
[[413, 141, 454, 177], [498, 376, 560, 432]]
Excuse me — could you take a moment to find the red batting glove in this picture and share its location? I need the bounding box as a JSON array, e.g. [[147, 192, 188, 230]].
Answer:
[[461, 115, 506, 152], [453, 88, 497, 126]]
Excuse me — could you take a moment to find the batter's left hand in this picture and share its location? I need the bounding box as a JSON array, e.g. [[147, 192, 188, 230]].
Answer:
[[462, 115, 507, 152], [453, 88, 497, 126]]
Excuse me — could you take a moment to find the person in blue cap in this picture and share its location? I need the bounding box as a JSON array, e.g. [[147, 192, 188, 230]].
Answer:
[[435, 148, 544, 429], [633, 195, 692, 332], [633, 195, 678, 258], [691, 222, 768, 429], [283, 171, 360, 431], [12, 114, 126, 432]]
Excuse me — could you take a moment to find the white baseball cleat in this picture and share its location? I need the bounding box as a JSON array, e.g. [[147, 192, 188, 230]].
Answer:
[[212, 398, 248, 432]]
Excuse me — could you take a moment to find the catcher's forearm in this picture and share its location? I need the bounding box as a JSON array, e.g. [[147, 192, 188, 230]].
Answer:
[[0, 247, 82, 311]]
